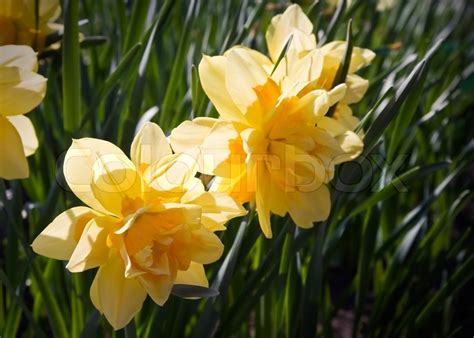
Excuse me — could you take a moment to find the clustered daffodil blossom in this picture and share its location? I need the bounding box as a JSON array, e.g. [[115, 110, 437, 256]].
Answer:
[[265, 4, 375, 131], [32, 122, 246, 329], [170, 4, 374, 237], [0, 45, 46, 179], [0, 0, 61, 51]]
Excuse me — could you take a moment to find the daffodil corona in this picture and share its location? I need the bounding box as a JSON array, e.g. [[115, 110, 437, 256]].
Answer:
[[0, 45, 46, 179], [171, 4, 374, 237], [0, 0, 61, 51], [32, 122, 246, 329]]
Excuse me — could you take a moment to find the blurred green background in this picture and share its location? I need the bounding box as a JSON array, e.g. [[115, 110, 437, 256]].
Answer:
[[1, 0, 474, 337]]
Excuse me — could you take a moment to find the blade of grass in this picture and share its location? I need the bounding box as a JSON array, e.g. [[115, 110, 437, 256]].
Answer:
[[415, 255, 474, 328], [320, 0, 347, 46], [62, 0, 81, 133], [327, 19, 353, 117], [161, 0, 199, 128], [270, 35, 293, 76], [123, 0, 152, 52], [192, 214, 251, 337]]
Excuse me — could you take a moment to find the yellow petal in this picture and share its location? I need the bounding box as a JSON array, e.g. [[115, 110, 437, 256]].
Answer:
[[287, 185, 331, 228], [316, 117, 364, 163], [198, 55, 244, 122], [210, 164, 255, 204], [175, 262, 209, 299], [8, 115, 38, 156], [159, 202, 202, 226], [266, 4, 316, 62], [144, 153, 198, 193], [255, 162, 273, 238], [313, 84, 347, 119], [342, 74, 369, 104], [91, 152, 142, 217], [170, 117, 219, 154], [0, 115, 28, 179], [175, 262, 208, 287], [138, 273, 173, 306], [91, 254, 147, 330], [66, 217, 113, 272], [181, 190, 246, 231], [23, 0, 61, 27], [0, 66, 46, 116], [333, 129, 364, 163], [327, 84, 348, 106], [225, 47, 269, 113], [90, 270, 101, 311], [269, 140, 326, 190], [63, 138, 138, 215], [267, 178, 288, 217], [320, 42, 375, 73], [0, 1, 24, 18], [333, 105, 361, 132], [349, 47, 376, 73], [189, 228, 224, 264], [32, 207, 97, 260], [131, 122, 171, 172], [0, 45, 38, 71], [287, 49, 323, 89], [170, 118, 238, 176], [292, 84, 346, 123]]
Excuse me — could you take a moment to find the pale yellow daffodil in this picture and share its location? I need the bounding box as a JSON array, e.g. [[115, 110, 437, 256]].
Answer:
[[170, 4, 372, 237], [32, 122, 246, 330], [0, 45, 46, 179], [0, 0, 61, 51], [266, 4, 375, 131], [171, 47, 363, 237]]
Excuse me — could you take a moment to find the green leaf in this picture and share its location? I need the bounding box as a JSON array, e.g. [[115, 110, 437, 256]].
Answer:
[[320, 0, 347, 45], [172, 285, 220, 298], [415, 255, 474, 328], [62, 0, 81, 133], [327, 19, 353, 117], [192, 216, 250, 337], [350, 162, 449, 217], [123, 0, 152, 52], [364, 59, 427, 153], [270, 35, 293, 76], [99, 43, 143, 100], [163, 0, 200, 128]]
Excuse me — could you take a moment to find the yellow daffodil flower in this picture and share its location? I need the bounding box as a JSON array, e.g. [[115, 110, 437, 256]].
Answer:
[[266, 4, 375, 131], [171, 48, 363, 237], [32, 122, 246, 330], [0, 45, 46, 179], [0, 0, 61, 51], [170, 4, 373, 238]]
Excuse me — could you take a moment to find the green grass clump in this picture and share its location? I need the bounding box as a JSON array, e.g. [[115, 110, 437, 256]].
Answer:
[[1, 0, 473, 337]]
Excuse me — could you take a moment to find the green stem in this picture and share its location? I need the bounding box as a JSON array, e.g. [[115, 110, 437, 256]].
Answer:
[[30, 261, 69, 338]]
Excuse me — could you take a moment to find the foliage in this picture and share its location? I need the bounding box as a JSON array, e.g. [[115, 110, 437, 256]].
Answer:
[[1, 0, 473, 337]]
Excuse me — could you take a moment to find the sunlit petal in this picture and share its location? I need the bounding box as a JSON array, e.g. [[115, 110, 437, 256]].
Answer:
[[131, 122, 172, 173], [8, 115, 38, 156], [0, 115, 28, 179], [0, 66, 46, 116], [91, 255, 147, 330], [0, 45, 37, 71], [32, 207, 97, 260]]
